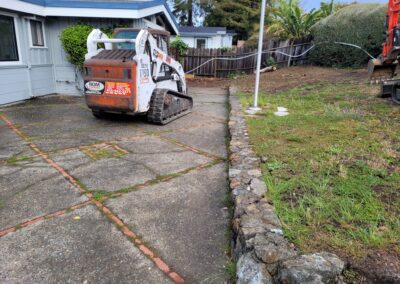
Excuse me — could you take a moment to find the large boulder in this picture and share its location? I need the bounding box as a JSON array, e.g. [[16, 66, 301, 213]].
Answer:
[[237, 252, 274, 284], [278, 252, 345, 284]]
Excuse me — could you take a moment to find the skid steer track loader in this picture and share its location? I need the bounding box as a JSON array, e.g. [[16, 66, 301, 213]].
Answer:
[[83, 28, 193, 124]]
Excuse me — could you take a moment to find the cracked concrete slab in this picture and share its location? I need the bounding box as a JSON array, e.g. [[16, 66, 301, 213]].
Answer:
[[116, 136, 184, 154], [106, 163, 228, 283], [0, 126, 35, 160], [190, 87, 228, 104], [116, 136, 212, 175], [2, 104, 91, 126], [66, 157, 157, 192], [193, 102, 228, 121], [0, 87, 229, 282], [164, 123, 228, 158], [0, 158, 87, 229], [0, 205, 171, 284], [123, 151, 211, 176], [50, 149, 92, 169], [30, 133, 99, 152]]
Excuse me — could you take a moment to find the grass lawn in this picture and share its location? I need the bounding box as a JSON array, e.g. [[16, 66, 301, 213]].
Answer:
[[238, 80, 400, 280]]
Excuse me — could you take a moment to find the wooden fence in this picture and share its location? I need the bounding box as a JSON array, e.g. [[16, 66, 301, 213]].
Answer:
[[172, 38, 312, 78]]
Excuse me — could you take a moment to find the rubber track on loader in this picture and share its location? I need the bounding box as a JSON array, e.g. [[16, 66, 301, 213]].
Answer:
[[147, 89, 193, 125]]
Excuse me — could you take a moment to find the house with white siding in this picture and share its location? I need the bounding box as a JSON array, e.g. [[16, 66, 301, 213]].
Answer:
[[178, 27, 235, 49], [0, 0, 179, 105]]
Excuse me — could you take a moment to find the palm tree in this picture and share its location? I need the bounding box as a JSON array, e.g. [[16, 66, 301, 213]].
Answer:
[[267, 0, 322, 39], [320, 0, 336, 17]]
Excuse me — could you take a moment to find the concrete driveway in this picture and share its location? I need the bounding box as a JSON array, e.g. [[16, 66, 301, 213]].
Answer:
[[0, 87, 229, 283]]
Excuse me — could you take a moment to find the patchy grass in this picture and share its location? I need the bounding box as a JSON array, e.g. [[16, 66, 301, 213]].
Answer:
[[225, 259, 236, 280], [91, 191, 111, 202], [6, 154, 34, 164], [239, 82, 400, 260], [80, 144, 125, 160]]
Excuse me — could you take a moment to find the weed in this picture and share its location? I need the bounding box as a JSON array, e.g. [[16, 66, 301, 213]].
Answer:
[[91, 191, 110, 202], [225, 259, 236, 280], [6, 155, 33, 164], [343, 269, 362, 284]]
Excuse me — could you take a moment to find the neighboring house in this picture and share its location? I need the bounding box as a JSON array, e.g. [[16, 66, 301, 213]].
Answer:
[[0, 0, 179, 105], [178, 27, 235, 49]]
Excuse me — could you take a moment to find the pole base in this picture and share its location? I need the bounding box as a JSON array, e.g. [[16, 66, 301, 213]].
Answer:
[[246, 106, 262, 115]]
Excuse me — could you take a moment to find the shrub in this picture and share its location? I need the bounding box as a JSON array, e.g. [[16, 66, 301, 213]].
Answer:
[[309, 3, 386, 67], [266, 57, 276, 66], [170, 36, 189, 56], [60, 24, 94, 70]]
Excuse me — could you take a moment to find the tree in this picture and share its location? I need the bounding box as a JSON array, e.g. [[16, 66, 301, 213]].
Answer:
[[319, 0, 336, 17], [205, 0, 262, 40], [169, 0, 211, 26], [319, 0, 349, 17], [267, 0, 322, 39]]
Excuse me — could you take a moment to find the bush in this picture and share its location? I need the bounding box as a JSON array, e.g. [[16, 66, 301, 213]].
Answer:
[[60, 24, 94, 70], [170, 36, 189, 56], [309, 3, 386, 67]]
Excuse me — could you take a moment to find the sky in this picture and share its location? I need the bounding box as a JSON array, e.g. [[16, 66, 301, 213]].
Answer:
[[301, 0, 386, 10]]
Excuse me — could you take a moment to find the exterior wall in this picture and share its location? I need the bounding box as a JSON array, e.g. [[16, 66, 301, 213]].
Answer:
[[46, 17, 135, 95], [180, 37, 197, 48], [0, 67, 31, 104], [178, 35, 233, 49], [0, 13, 159, 105], [0, 10, 54, 105]]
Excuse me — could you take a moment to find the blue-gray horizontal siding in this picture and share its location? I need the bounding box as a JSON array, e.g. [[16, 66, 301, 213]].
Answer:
[[31, 65, 55, 96], [0, 67, 31, 104]]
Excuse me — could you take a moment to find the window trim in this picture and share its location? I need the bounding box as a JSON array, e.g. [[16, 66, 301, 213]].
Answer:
[[0, 11, 22, 66], [28, 18, 47, 49], [196, 38, 207, 49]]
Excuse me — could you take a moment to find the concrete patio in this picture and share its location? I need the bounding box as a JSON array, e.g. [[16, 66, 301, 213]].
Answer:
[[0, 87, 229, 283]]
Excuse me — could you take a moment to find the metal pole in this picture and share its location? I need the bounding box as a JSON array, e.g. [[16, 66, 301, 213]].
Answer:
[[251, 0, 267, 110]]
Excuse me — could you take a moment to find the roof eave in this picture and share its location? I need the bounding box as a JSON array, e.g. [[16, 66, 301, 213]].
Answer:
[[0, 0, 179, 35], [179, 32, 232, 37]]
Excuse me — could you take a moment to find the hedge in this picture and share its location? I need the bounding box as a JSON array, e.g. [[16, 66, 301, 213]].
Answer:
[[309, 3, 386, 67], [60, 24, 95, 70]]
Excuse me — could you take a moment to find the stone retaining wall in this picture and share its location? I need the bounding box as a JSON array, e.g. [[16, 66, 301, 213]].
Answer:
[[228, 86, 345, 284]]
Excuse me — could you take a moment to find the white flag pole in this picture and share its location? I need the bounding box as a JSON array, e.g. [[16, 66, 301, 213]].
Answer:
[[250, 0, 267, 111]]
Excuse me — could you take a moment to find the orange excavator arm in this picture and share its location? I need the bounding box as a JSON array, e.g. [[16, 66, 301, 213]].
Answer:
[[368, 0, 400, 79]]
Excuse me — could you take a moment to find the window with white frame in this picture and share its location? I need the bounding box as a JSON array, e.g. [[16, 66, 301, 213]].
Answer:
[[0, 15, 19, 61], [196, 38, 206, 49], [30, 19, 45, 47]]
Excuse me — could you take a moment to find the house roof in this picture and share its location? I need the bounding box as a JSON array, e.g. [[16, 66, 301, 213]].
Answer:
[[20, 0, 167, 10], [179, 26, 235, 37], [0, 0, 179, 34]]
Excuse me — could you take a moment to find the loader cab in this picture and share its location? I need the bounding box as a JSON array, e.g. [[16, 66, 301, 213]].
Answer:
[[112, 28, 171, 53], [113, 29, 140, 50]]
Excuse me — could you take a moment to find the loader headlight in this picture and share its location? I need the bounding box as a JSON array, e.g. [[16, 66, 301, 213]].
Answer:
[[123, 68, 132, 79]]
